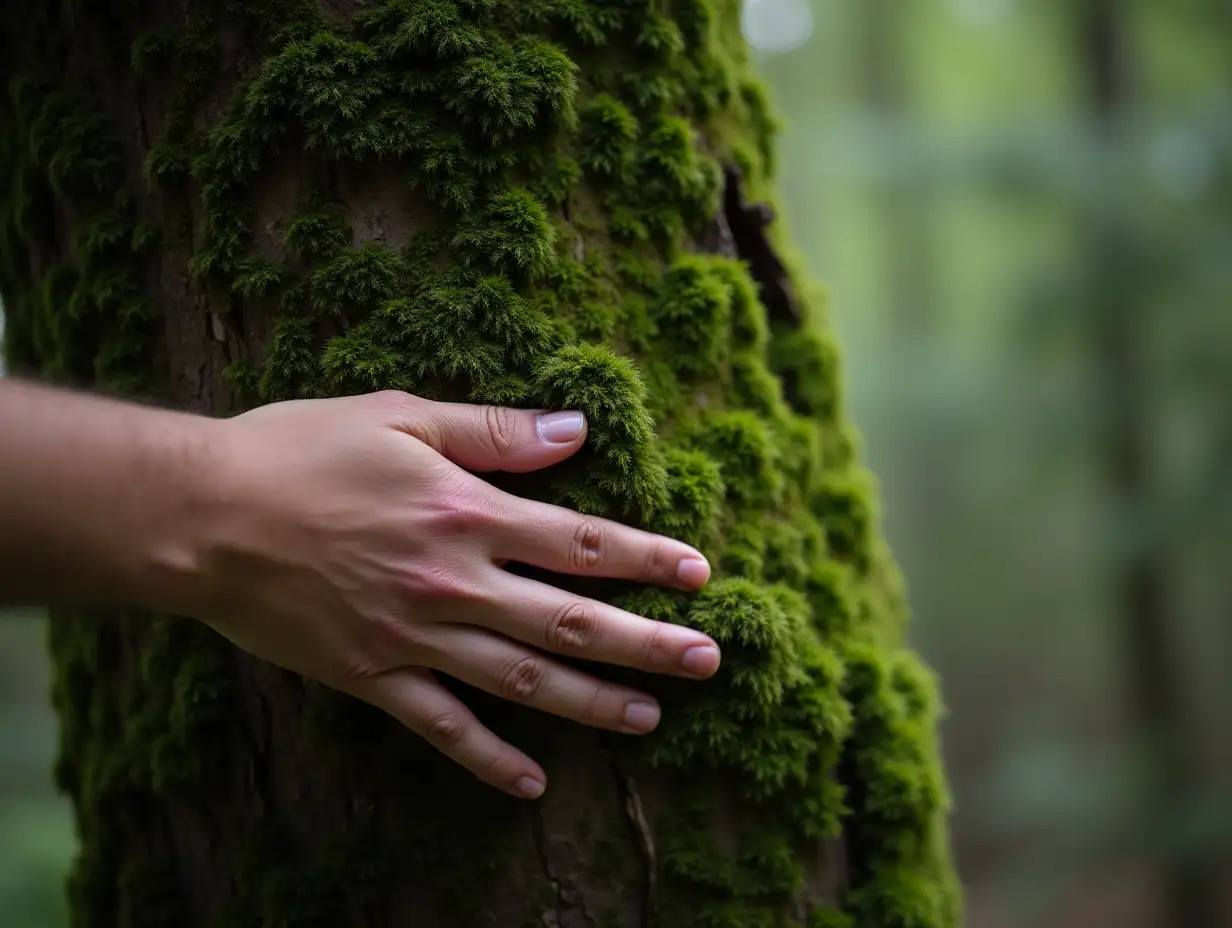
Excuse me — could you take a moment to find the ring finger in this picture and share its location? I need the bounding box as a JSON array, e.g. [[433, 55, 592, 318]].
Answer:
[[348, 667, 548, 799], [425, 624, 664, 735]]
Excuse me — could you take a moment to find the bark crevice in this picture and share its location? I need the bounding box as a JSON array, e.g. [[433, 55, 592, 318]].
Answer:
[[605, 748, 655, 928], [721, 165, 802, 328]]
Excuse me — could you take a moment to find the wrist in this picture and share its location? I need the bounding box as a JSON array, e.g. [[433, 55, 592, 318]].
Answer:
[[132, 413, 240, 620]]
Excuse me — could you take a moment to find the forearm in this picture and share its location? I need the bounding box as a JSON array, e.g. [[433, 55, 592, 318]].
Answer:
[[0, 378, 225, 613]]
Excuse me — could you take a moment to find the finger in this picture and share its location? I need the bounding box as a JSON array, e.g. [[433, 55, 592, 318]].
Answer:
[[388, 395, 589, 473], [491, 497, 712, 591], [427, 625, 664, 735], [467, 570, 722, 680], [351, 667, 547, 800]]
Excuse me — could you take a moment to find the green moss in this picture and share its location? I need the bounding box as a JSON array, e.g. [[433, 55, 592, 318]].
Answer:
[[651, 255, 733, 379], [285, 198, 351, 258], [846, 869, 956, 928], [840, 646, 956, 924], [646, 445, 725, 550], [310, 241, 405, 316], [448, 36, 577, 137], [808, 908, 854, 928], [232, 256, 289, 299], [533, 342, 665, 516], [453, 187, 557, 277], [580, 94, 639, 183], [260, 315, 319, 401], [771, 327, 843, 422], [683, 410, 784, 509], [813, 470, 878, 575]]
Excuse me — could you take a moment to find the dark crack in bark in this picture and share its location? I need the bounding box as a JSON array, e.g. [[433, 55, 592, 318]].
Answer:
[[720, 164, 802, 328], [700, 189, 738, 258], [605, 751, 655, 928]]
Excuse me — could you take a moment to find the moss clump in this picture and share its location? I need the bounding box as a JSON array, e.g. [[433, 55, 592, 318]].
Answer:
[[534, 343, 666, 517], [453, 187, 557, 278], [840, 646, 959, 924], [651, 256, 734, 380], [0, 0, 960, 923], [310, 242, 406, 316]]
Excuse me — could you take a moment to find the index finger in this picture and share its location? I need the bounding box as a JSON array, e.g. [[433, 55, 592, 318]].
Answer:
[[489, 496, 711, 591]]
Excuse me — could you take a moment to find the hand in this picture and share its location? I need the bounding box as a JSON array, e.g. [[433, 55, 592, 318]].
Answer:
[[198, 391, 720, 799]]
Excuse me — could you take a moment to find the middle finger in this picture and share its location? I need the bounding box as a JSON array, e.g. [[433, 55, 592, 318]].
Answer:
[[426, 624, 665, 735]]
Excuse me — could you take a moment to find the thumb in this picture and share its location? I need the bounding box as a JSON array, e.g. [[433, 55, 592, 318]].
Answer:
[[392, 398, 589, 473]]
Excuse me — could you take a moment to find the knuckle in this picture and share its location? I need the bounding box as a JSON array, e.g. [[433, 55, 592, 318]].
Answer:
[[373, 609, 432, 655], [643, 539, 675, 582], [372, 389, 417, 418], [477, 749, 507, 781], [582, 682, 605, 724], [397, 561, 489, 605], [430, 490, 498, 536], [483, 405, 518, 455], [546, 601, 601, 652], [499, 656, 546, 702], [641, 621, 669, 668], [569, 519, 605, 572], [421, 711, 467, 749]]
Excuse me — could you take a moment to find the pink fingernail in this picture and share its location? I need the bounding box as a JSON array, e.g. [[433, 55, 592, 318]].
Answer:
[[676, 556, 710, 588], [622, 701, 661, 734], [682, 645, 721, 678], [537, 411, 586, 444], [517, 776, 545, 799]]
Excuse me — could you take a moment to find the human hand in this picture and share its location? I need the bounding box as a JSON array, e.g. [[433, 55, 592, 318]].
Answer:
[[195, 391, 719, 799]]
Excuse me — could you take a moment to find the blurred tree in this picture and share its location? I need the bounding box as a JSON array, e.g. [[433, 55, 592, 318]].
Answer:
[[0, 0, 959, 925], [1075, 2, 1221, 926], [764, 1, 1232, 923]]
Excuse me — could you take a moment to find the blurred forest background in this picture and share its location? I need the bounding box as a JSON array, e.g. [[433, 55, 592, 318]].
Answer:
[[1, 1, 1230, 926]]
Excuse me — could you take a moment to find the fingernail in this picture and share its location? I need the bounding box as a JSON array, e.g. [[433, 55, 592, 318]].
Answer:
[[517, 776, 545, 799], [676, 556, 710, 588], [622, 701, 661, 734], [537, 411, 586, 444], [682, 645, 721, 678]]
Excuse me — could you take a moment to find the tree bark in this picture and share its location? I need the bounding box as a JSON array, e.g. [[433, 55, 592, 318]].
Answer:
[[0, 2, 959, 925]]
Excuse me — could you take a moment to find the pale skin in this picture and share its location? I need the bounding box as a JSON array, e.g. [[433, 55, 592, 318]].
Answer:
[[0, 378, 721, 800]]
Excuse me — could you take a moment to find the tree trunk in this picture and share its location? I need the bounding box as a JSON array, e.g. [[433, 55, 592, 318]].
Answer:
[[1077, 4, 1220, 926], [0, 2, 959, 925]]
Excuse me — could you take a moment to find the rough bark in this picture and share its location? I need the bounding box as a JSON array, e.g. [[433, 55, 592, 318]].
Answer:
[[0, 1, 959, 925]]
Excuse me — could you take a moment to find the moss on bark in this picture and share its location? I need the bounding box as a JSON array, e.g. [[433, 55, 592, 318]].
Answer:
[[0, 1, 961, 925]]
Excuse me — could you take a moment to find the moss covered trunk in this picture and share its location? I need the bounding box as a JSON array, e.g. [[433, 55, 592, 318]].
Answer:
[[0, 1, 960, 925]]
